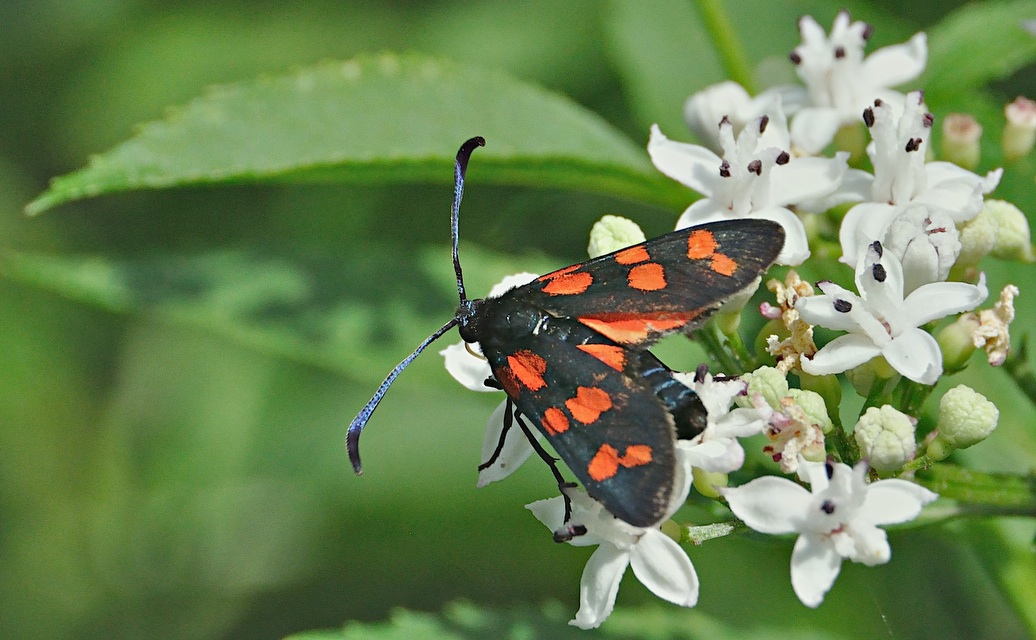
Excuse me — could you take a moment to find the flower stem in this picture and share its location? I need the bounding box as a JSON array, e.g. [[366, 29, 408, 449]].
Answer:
[[698, 322, 743, 374], [914, 463, 1036, 513], [691, 0, 756, 92]]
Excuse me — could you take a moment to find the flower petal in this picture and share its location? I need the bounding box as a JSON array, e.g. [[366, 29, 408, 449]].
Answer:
[[790, 533, 842, 607], [769, 154, 849, 207], [723, 476, 811, 534], [790, 106, 843, 155], [679, 437, 744, 473], [858, 479, 938, 526], [749, 207, 810, 265], [839, 202, 898, 267], [477, 402, 535, 487], [902, 277, 988, 327], [882, 328, 943, 384], [648, 124, 723, 195], [860, 32, 927, 88], [842, 523, 891, 566], [801, 334, 882, 376], [440, 340, 494, 391], [630, 529, 699, 607], [570, 544, 629, 629]]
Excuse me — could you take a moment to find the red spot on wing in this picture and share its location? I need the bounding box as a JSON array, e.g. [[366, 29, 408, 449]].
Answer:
[[686, 229, 739, 276], [576, 344, 626, 371], [539, 265, 580, 281], [615, 245, 650, 265], [687, 229, 719, 259], [542, 407, 569, 435], [579, 313, 699, 344], [627, 262, 667, 291], [497, 367, 520, 398], [711, 253, 738, 276], [541, 271, 593, 296], [507, 350, 547, 391], [565, 386, 612, 424], [587, 443, 654, 481]]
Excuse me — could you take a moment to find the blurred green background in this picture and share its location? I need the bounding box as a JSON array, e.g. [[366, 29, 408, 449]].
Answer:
[[1, 1, 1034, 639]]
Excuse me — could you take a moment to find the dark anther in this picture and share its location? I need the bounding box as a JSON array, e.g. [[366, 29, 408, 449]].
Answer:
[[776, 151, 790, 165], [789, 51, 802, 65], [873, 98, 884, 107], [719, 160, 731, 178], [861, 23, 874, 40], [834, 299, 852, 313], [923, 113, 934, 128], [820, 500, 836, 515], [905, 137, 922, 152], [719, 115, 731, 127], [824, 460, 835, 479], [695, 363, 709, 384], [759, 115, 769, 133], [748, 159, 762, 175], [553, 524, 587, 543], [863, 107, 875, 128], [834, 46, 846, 59], [872, 263, 887, 283], [870, 241, 883, 257]]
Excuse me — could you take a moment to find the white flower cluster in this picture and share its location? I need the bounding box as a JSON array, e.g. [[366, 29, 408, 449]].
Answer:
[[438, 10, 1027, 629]]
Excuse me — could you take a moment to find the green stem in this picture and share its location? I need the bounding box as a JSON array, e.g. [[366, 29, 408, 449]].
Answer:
[[698, 322, 742, 374], [692, 0, 756, 92], [914, 463, 1036, 513]]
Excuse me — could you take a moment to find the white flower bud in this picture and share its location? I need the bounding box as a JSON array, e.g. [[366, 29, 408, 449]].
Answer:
[[882, 205, 960, 292], [941, 113, 982, 170], [1002, 96, 1036, 161], [587, 215, 646, 258], [984, 199, 1035, 263], [854, 405, 917, 472], [741, 366, 788, 409], [932, 385, 999, 456]]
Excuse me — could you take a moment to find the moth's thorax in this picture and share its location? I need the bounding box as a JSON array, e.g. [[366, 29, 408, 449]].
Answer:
[[458, 295, 546, 346]]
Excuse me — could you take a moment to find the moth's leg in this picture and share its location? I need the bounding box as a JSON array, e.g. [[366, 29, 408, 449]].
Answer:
[[511, 409, 586, 543], [478, 395, 513, 472]]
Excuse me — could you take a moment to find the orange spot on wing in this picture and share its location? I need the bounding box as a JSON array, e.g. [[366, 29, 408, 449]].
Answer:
[[507, 350, 547, 391], [566, 386, 612, 424], [711, 253, 738, 276], [576, 344, 626, 371], [687, 229, 719, 259], [587, 443, 654, 481], [614, 245, 650, 265], [579, 314, 697, 344], [538, 264, 580, 281], [542, 271, 593, 296], [542, 407, 569, 435], [627, 262, 667, 291]]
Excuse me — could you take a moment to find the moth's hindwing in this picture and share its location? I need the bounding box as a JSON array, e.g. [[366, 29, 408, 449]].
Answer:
[[516, 219, 785, 346], [474, 301, 682, 527]]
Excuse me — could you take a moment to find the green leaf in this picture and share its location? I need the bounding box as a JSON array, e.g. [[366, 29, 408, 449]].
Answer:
[[922, 1, 1036, 104], [27, 53, 686, 215], [0, 246, 559, 381]]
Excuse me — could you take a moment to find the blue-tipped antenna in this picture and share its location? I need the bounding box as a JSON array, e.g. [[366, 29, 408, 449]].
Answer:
[[346, 136, 486, 475]]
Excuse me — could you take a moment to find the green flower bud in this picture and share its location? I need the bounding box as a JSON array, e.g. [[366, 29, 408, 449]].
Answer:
[[940, 113, 982, 170], [797, 371, 841, 425], [742, 366, 788, 409], [1002, 96, 1036, 161], [788, 388, 834, 434], [854, 405, 917, 472], [931, 385, 999, 457], [587, 215, 646, 258], [692, 467, 727, 499], [985, 200, 1035, 263], [937, 314, 980, 373], [955, 205, 999, 271]]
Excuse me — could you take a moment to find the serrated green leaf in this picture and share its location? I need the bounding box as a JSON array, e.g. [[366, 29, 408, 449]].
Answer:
[[0, 246, 559, 381], [922, 1, 1036, 104], [28, 53, 687, 215]]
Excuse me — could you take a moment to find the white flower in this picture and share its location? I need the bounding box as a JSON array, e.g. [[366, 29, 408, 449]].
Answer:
[[796, 242, 988, 385], [785, 11, 927, 154], [441, 272, 539, 486], [672, 371, 770, 473], [723, 459, 938, 607], [839, 92, 1002, 266], [683, 81, 804, 153], [527, 469, 698, 629], [649, 118, 852, 265]]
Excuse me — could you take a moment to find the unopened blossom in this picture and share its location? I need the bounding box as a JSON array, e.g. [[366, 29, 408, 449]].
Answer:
[[649, 117, 852, 265], [588, 215, 646, 258], [854, 405, 917, 472], [1003, 96, 1036, 160], [986, 199, 1036, 262], [928, 385, 999, 459], [839, 92, 1002, 266], [724, 459, 938, 607], [672, 370, 770, 474], [881, 205, 961, 293], [785, 11, 927, 154], [797, 242, 988, 385], [941, 113, 982, 170], [763, 270, 817, 372], [527, 472, 698, 628]]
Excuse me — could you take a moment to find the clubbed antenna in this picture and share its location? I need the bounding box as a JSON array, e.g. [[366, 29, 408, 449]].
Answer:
[[346, 136, 486, 474]]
